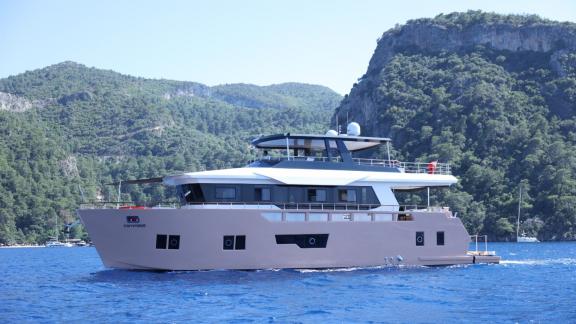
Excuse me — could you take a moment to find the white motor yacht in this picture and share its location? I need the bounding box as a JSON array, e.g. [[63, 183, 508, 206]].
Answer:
[[78, 123, 500, 270]]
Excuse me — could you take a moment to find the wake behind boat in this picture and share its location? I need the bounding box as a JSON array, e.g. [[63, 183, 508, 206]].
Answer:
[[78, 123, 500, 270]]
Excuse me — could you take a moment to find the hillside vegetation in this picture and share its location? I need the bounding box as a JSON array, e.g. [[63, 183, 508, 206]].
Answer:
[[0, 62, 341, 244], [336, 11, 576, 241]]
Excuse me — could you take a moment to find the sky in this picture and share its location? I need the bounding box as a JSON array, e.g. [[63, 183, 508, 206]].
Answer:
[[1, 0, 575, 94]]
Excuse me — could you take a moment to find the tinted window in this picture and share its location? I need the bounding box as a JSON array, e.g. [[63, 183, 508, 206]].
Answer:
[[327, 140, 341, 162], [215, 187, 236, 199], [178, 184, 205, 203], [338, 189, 357, 202], [307, 189, 327, 202], [156, 234, 167, 249], [437, 231, 445, 246], [255, 188, 271, 201], [235, 235, 246, 250]]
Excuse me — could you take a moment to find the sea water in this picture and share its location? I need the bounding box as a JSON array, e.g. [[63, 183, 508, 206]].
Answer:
[[1, 242, 575, 323]]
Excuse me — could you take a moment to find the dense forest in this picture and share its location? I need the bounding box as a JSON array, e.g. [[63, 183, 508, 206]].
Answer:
[[336, 11, 576, 241], [0, 62, 341, 244]]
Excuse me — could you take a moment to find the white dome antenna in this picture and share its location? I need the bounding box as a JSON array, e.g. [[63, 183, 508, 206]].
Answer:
[[347, 122, 361, 136], [325, 129, 338, 136]]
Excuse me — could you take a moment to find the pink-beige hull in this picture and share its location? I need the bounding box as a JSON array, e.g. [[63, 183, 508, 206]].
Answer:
[[78, 208, 499, 270]]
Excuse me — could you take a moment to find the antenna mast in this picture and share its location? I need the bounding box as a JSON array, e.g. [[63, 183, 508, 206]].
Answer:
[[516, 185, 522, 239]]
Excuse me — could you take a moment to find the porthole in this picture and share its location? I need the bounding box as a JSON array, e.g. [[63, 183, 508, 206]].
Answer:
[[168, 235, 180, 249], [416, 231, 424, 246], [223, 235, 235, 250], [308, 237, 316, 246]]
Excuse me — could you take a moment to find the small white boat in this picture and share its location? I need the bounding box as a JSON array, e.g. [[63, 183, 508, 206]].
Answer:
[[517, 235, 539, 243], [45, 214, 74, 247], [516, 186, 539, 243], [45, 240, 74, 248]]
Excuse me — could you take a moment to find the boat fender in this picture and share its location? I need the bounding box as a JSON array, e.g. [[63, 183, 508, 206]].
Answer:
[[427, 161, 438, 174], [472, 255, 476, 264]]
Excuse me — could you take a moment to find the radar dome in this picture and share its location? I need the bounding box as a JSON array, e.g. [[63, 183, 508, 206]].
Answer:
[[347, 122, 361, 136], [325, 129, 338, 136]]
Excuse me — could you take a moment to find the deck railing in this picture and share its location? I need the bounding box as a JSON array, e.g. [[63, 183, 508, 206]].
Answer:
[[352, 159, 451, 175], [254, 156, 451, 175], [79, 201, 451, 213], [468, 235, 497, 256]]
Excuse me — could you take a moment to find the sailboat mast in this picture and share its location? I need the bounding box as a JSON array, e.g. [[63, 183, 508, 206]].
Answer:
[[55, 214, 58, 241], [516, 186, 522, 239]]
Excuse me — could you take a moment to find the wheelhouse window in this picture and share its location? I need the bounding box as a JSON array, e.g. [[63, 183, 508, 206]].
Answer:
[[255, 187, 271, 201], [307, 189, 327, 202], [215, 187, 236, 199], [338, 189, 357, 202], [326, 140, 341, 162], [177, 184, 205, 204]]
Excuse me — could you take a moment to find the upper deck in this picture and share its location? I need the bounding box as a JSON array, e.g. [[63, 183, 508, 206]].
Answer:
[[249, 133, 451, 175]]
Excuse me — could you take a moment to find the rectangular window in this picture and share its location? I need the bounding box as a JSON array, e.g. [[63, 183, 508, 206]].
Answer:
[[416, 231, 425, 246], [215, 187, 236, 199], [285, 213, 306, 222], [156, 234, 167, 249], [338, 189, 357, 202], [255, 187, 271, 201], [235, 235, 246, 250], [179, 184, 205, 203], [308, 213, 328, 222], [223, 235, 235, 250], [374, 214, 393, 222], [331, 213, 352, 222], [437, 231, 445, 246], [353, 213, 371, 222], [168, 235, 180, 249], [307, 189, 327, 202], [262, 212, 282, 222], [327, 140, 340, 162]]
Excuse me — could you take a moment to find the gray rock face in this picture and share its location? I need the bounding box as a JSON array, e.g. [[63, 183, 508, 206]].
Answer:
[[335, 14, 576, 133], [0, 92, 40, 112], [163, 83, 211, 100], [367, 21, 576, 77]]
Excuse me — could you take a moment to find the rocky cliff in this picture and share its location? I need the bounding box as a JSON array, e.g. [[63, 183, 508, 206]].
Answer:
[[334, 11, 576, 240], [336, 11, 576, 134]]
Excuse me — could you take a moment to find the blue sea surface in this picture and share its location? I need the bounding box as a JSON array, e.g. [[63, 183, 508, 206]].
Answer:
[[1, 242, 575, 323]]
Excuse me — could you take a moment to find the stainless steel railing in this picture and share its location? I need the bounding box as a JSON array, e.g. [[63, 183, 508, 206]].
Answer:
[[253, 156, 451, 175], [79, 201, 434, 211], [469, 235, 490, 255]]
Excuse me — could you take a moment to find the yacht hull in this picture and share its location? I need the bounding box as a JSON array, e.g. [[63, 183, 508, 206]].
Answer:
[[78, 208, 498, 270]]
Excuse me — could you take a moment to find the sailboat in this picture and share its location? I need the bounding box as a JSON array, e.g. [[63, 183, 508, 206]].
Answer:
[[516, 186, 539, 243], [45, 214, 73, 247]]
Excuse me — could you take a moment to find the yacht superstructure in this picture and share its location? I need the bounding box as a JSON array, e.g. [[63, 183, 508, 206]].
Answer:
[[78, 123, 499, 270]]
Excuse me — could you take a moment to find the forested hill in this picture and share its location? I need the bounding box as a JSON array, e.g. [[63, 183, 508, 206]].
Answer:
[[335, 11, 576, 241], [0, 62, 342, 244]]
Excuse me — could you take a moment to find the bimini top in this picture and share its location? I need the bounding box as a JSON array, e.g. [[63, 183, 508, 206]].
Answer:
[[252, 133, 391, 152]]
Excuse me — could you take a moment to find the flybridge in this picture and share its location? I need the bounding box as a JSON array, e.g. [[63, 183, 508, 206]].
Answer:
[[249, 124, 450, 175], [252, 133, 391, 152]]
